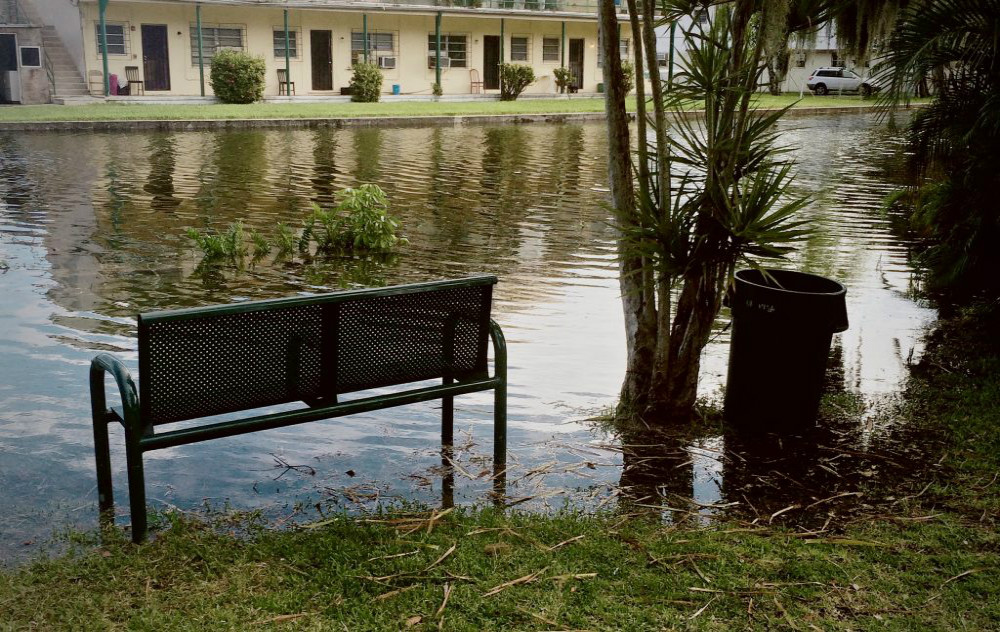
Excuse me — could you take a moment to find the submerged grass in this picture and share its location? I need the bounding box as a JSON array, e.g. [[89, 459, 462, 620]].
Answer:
[[1, 308, 998, 629], [0, 94, 920, 123]]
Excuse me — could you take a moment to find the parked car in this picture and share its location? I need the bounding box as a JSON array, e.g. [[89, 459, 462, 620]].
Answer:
[[806, 67, 881, 96]]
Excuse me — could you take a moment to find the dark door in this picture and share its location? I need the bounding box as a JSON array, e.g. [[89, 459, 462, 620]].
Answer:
[[311, 30, 333, 91], [569, 39, 584, 90], [141, 25, 170, 91], [483, 35, 500, 90]]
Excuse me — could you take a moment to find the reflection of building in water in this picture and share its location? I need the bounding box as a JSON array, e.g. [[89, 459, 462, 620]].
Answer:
[[30, 124, 615, 323]]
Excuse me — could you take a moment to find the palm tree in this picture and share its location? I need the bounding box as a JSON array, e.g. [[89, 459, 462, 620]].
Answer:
[[600, 0, 810, 423]]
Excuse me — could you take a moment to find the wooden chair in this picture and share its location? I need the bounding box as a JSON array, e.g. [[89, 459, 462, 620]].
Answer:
[[124, 66, 144, 95], [278, 68, 295, 96], [88, 70, 104, 96], [470, 68, 483, 94]]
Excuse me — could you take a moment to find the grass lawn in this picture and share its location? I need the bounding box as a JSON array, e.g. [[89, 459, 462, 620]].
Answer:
[[1, 308, 998, 630], [0, 94, 901, 123]]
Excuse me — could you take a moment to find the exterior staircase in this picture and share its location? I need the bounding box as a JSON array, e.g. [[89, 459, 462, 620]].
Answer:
[[41, 26, 89, 98]]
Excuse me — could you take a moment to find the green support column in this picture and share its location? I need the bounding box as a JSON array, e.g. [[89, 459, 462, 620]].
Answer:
[[283, 9, 291, 97], [668, 21, 676, 88], [561, 21, 565, 67], [434, 12, 441, 88], [196, 4, 205, 96], [98, 0, 109, 96], [499, 18, 504, 93], [363, 14, 369, 63]]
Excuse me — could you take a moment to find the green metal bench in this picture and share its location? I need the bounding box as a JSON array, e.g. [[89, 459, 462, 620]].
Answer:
[[90, 276, 506, 543]]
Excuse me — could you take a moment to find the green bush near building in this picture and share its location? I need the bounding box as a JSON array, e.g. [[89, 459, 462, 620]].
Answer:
[[208, 50, 266, 104], [350, 62, 384, 103], [499, 63, 535, 101]]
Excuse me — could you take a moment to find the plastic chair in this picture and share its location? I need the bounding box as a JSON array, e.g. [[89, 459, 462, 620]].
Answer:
[[470, 68, 483, 94]]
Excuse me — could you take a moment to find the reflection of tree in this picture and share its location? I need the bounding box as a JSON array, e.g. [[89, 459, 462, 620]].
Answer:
[[352, 128, 382, 184], [0, 135, 33, 214], [311, 128, 339, 208], [617, 429, 694, 511], [144, 133, 180, 213], [211, 131, 268, 215], [480, 126, 531, 263]]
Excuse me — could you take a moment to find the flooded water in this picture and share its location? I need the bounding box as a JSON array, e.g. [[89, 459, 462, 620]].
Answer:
[[0, 113, 935, 561]]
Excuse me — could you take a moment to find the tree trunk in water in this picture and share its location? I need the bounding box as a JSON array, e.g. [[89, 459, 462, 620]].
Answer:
[[599, 0, 657, 416]]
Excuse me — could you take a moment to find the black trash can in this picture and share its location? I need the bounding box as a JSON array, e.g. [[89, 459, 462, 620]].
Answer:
[[724, 268, 848, 431]]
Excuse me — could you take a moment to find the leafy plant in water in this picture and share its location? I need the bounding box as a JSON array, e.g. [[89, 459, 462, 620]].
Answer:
[[274, 222, 297, 256], [250, 229, 271, 258], [186, 220, 248, 261], [302, 184, 407, 253]]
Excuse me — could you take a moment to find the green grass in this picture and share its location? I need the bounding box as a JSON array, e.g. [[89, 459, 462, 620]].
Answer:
[[1, 308, 998, 630], [0, 94, 902, 123]]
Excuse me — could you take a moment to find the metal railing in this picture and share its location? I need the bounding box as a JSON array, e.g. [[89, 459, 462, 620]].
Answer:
[[0, 0, 28, 25]]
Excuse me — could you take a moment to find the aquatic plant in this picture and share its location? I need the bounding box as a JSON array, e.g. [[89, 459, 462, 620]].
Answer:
[[302, 184, 406, 253], [186, 220, 249, 261], [273, 222, 297, 256]]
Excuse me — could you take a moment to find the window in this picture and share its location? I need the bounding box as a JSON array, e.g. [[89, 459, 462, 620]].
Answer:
[[830, 51, 840, 67], [427, 34, 466, 68], [619, 38, 629, 58], [272, 29, 298, 58], [510, 36, 529, 62], [542, 37, 560, 62], [95, 23, 127, 56], [190, 25, 244, 64], [794, 52, 806, 68], [19, 46, 40, 67], [351, 31, 396, 59], [696, 10, 710, 24]]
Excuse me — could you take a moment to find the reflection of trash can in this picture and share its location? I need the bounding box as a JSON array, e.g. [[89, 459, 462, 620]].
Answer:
[[392, 84, 400, 95], [724, 269, 848, 431]]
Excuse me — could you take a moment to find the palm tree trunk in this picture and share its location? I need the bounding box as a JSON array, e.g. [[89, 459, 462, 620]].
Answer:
[[600, 0, 656, 415]]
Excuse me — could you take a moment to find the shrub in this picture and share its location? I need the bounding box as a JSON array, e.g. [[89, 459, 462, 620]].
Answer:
[[621, 60, 635, 95], [499, 63, 535, 101], [554, 67, 574, 93], [432, 82, 443, 97], [186, 220, 248, 261], [350, 62, 383, 103], [302, 184, 406, 252], [209, 50, 266, 104]]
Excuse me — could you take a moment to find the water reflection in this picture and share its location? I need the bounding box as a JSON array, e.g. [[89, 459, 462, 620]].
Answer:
[[0, 114, 936, 560]]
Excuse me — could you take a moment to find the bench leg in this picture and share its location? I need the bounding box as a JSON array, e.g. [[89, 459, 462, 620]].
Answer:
[[124, 427, 148, 543], [92, 412, 115, 523], [489, 320, 508, 503], [442, 377, 454, 447]]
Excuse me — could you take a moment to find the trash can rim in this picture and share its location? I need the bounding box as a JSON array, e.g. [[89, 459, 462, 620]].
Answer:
[[734, 268, 846, 298]]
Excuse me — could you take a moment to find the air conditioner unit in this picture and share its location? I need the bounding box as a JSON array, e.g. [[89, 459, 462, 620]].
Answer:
[[378, 56, 397, 69], [439, 57, 452, 68]]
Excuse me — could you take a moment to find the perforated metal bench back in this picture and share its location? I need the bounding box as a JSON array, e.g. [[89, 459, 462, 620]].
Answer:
[[137, 276, 496, 425]]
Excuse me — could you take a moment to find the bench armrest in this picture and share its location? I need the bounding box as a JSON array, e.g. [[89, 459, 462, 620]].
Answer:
[[90, 353, 140, 427], [489, 319, 507, 380]]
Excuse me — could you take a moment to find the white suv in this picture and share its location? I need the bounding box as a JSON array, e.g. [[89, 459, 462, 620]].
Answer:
[[806, 67, 878, 96]]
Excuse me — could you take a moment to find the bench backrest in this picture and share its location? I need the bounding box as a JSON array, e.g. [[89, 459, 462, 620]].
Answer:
[[137, 276, 496, 425]]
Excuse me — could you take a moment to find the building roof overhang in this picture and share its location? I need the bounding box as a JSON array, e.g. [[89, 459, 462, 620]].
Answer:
[[79, 0, 625, 22]]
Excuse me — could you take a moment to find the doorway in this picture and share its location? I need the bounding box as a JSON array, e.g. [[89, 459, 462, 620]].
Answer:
[[0, 33, 19, 103], [141, 25, 170, 90], [311, 30, 333, 91], [569, 39, 584, 91], [483, 35, 500, 90]]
